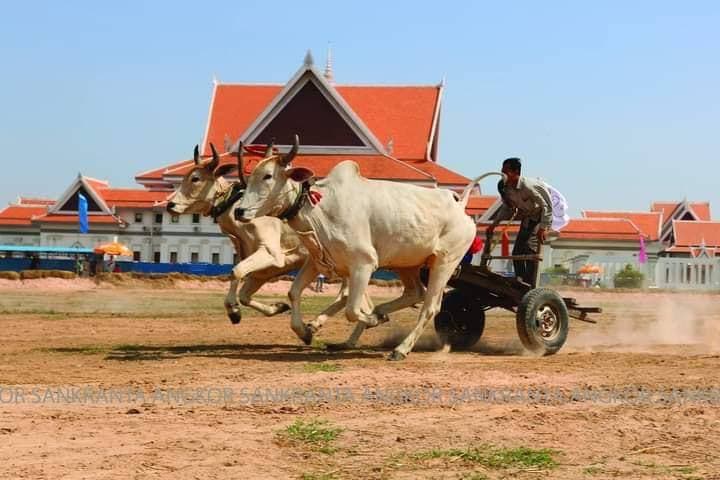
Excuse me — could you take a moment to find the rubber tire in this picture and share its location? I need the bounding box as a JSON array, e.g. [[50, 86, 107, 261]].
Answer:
[[516, 288, 569, 355], [434, 289, 485, 350]]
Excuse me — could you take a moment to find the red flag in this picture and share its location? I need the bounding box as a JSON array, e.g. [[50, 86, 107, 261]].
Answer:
[[501, 230, 510, 256]]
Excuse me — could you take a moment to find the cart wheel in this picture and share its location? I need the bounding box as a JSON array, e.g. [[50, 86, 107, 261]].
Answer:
[[434, 289, 485, 350], [516, 288, 569, 355]]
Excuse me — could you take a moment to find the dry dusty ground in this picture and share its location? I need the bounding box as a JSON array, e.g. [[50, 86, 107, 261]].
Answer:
[[0, 280, 719, 479]]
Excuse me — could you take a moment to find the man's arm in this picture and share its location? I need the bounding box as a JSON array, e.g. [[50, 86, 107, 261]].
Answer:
[[488, 203, 514, 232]]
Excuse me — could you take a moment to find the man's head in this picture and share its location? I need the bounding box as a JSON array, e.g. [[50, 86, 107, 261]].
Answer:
[[501, 157, 521, 186]]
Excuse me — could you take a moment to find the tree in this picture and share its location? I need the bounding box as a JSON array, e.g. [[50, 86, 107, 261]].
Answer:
[[613, 264, 644, 288]]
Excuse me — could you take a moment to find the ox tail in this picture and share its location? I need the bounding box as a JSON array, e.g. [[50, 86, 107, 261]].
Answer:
[[458, 171, 506, 208]]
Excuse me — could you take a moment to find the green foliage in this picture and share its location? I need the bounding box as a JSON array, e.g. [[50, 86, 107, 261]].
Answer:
[[613, 264, 644, 288], [544, 265, 569, 275], [300, 473, 338, 480], [281, 419, 342, 446], [411, 445, 557, 470], [303, 362, 341, 373]]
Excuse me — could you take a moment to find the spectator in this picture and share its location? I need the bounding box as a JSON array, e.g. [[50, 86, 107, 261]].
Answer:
[[89, 255, 98, 276], [315, 273, 326, 292], [75, 256, 84, 276], [29, 254, 40, 270], [106, 255, 116, 273]]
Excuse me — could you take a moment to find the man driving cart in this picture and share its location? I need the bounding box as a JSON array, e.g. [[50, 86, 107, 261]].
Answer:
[[486, 157, 553, 284]]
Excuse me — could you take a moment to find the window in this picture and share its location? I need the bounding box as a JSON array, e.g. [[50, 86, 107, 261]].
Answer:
[[153, 251, 161, 263], [211, 253, 220, 265], [170, 251, 178, 263], [171, 215, 179, 224], [134, 212, 143, 223], [192, 214, 200, 224], [154, 213, 163, 224], [232, 253, 239, 265], [133, 251, 141, 262], [190, 252, 199, 263]]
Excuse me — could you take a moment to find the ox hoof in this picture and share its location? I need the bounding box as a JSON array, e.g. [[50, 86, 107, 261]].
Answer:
[[387, 350, 407, 362], [273, 302, 291, 314], [228, 311, 242, 325], [300, 329, 314, 346]]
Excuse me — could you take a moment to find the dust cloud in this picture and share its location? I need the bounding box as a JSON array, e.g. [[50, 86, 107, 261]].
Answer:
[[568, 295, 720, 353]]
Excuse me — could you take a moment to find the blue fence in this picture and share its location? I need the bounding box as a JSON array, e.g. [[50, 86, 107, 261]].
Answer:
[[0, 258, 77, 272], [0, 258, 399, 279]]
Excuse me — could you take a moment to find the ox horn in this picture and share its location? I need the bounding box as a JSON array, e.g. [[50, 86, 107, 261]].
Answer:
[[281, 134, 299, 166], [193, 145, 200, 165], [236, 141, 247, 187], [264, 138, 275, 158], [208, 143, 220, 171]]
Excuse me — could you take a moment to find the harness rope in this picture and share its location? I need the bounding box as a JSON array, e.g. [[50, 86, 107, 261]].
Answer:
[[208, 182, 245, 220], [278, 179, 315, 221]]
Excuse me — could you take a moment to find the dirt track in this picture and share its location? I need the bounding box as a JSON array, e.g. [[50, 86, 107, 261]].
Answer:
[[0, 282, 719, 479]]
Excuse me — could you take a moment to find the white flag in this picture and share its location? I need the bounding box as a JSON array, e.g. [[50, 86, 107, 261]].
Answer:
[[544, 182, 570, 231]]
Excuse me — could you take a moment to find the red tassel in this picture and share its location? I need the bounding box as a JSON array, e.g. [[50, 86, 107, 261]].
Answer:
[[501, 230, 510, 256], [469, 236, 484, 254], [308, 190, 323, 206]]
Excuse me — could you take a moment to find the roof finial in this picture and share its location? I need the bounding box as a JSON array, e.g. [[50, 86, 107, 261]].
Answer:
[[212, 74, 219, 85], [304, 49, 314, 67], [324, 43, 334, 84], [439, 75, 446, 87]]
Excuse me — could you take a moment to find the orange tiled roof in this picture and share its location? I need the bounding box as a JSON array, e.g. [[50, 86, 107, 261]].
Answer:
[[84, 177, 110, 191], [203, 83, 441, 161], [0, 206, 48, 226], [33, 213, 122, 225], [651, 201, 711, 222], [335, 86, 440, 160], [672, 220, 720, 247], [18, 197, 55, 206], [582, 211, 662, 241], [164, 153, 435, 183], [466, 196, 498, 216], [558, 218, 643, 241], [97, 188, 169, 208], [403, 159, 470, 186]]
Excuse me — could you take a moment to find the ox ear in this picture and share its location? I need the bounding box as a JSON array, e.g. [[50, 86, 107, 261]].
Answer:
[[214, 164, 238, 178], [285, 167, 314, 183]]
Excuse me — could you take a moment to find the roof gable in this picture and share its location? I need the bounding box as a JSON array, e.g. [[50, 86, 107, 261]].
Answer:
[[49, 175, 113, 215], [232, 58, 385, 155], [202, 56, 442, 161], [672, 220, 720, 247], [253, 81, 366, 147]]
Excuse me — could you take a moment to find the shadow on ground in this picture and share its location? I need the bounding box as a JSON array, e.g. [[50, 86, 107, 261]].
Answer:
[[101, 343, 387, 362]]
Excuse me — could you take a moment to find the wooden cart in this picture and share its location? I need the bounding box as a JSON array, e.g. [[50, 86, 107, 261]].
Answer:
[[431, 236, 602, 355]]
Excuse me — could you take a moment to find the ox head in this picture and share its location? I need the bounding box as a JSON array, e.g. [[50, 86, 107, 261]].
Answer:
[[166, 143, 239, 215], [235, 135, 313, 221]]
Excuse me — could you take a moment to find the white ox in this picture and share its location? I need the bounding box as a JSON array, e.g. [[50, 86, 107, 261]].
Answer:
[[235, 135, 487, 360], [166, 142, 369, 346]]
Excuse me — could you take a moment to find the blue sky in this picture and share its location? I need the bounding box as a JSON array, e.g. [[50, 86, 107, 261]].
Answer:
[[1, 1, 718, 216]]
